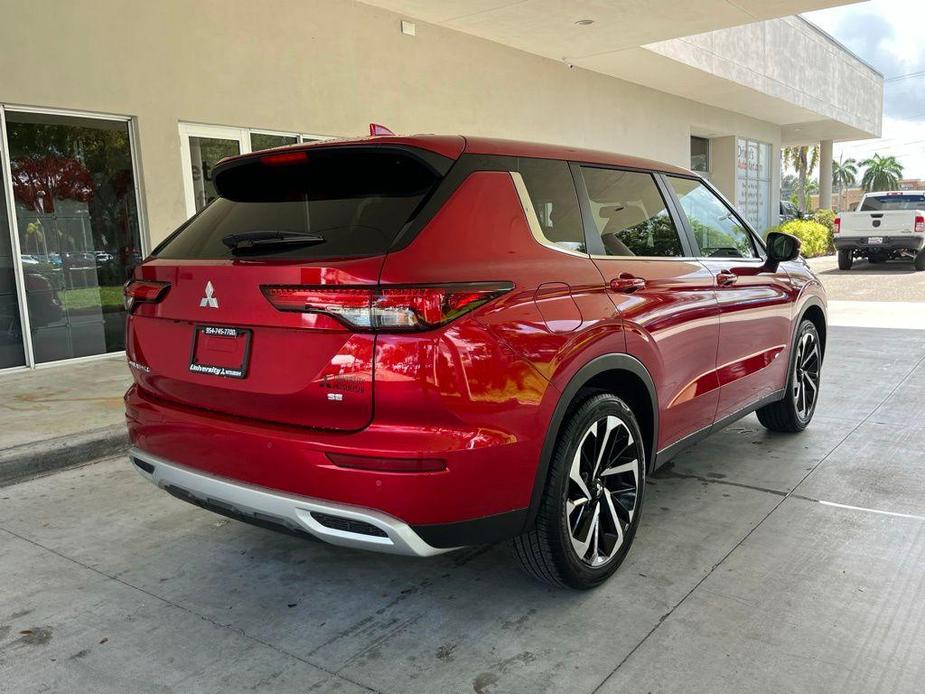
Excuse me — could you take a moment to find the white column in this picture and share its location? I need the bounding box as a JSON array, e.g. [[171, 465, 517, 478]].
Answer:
[[819, 139, 833, 211]]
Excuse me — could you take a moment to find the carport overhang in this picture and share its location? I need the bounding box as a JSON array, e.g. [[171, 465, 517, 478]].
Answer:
[[362, 1, 882, 145]]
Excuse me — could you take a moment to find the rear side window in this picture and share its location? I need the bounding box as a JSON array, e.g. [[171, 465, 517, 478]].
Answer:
[[518, 158, 585, 253], [155, 148, 445, 260], [579, 167, 684, 257]]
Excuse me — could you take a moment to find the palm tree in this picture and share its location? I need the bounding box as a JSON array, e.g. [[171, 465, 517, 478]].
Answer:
[[783, 146, 819, 212], [831, 156, 857, 211], [860, 154, 904, 192]]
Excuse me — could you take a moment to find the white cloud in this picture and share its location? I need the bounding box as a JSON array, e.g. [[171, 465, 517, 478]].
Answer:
[[803, 0, 925, 177]]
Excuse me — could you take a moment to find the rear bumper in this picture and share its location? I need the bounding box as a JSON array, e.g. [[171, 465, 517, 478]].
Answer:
[[130, 447, 451, 556], [834, 235, 925, 252], [124, 385, 537, 544]]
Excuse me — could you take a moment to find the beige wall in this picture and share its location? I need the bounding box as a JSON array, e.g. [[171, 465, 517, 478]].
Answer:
[[0, 0, 783, 245]]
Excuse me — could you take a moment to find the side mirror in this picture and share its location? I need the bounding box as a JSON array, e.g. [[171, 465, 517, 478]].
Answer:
[[764, 231, 801, 271]]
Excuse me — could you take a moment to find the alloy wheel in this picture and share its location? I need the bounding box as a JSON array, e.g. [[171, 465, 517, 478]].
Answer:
[[792, 330, 821, 421], [566, 415, 641, 567]]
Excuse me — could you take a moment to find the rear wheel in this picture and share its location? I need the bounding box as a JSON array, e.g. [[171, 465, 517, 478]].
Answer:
[[756, 320, 822, 433], [915, 250, 925, 272], [837, 249, 853, 270], [511, 393, 645, 589]]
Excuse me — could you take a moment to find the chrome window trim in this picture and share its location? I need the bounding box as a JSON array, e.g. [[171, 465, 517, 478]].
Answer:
[[589, 254, 699, 262], [509, 171, 590, 258]]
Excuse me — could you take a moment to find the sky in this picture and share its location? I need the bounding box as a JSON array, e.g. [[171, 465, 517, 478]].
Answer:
[[803, 0, 925, 179]]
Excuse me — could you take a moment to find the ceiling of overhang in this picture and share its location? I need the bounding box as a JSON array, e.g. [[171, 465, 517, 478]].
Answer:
[[361, 1, 872, 140], [360, 1, 862, 61]]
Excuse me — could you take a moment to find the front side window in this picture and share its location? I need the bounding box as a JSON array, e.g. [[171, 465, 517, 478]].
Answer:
[[580, 167, 684, 257], [667, 177, 758, 259], [517, 158, 585, 253]]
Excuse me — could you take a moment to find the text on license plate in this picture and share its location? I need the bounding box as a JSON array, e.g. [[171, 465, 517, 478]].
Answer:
[[868, 237, 883, 245]]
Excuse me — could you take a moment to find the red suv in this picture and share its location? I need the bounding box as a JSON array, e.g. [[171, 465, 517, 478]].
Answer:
[[124, 135, 826, 589]]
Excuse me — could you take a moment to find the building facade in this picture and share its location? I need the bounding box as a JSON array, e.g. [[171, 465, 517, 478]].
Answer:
[[0, 0, 882, 372]]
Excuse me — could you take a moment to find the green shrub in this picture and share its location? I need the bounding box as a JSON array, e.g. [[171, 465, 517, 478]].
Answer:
[[812, 209, 836, 252], [764, 220, 830, 258]]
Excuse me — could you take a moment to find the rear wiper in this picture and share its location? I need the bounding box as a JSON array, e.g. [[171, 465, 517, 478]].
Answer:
[[222, 230, 325, 251]]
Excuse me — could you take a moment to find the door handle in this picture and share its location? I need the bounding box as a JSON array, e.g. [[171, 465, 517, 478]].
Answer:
[[716, 271, 738, 287], [609, 274, 646, 293]]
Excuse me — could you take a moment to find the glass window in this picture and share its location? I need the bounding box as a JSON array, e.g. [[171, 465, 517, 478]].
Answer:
[[580, 167, 684, 257], [187, 136, 241, 213], [517, 158, 585, 253], [157, 148, 442, 260], [690, 137, 710, 174], [859, 194, 925, 211], [5, 111, 143, 363], [250, 132, 299, 152], [667, 177, 757, 259], [735, 138, 772, 230]]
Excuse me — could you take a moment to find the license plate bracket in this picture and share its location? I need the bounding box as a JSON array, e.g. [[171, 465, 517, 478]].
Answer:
[[189, 325, 252, 379]]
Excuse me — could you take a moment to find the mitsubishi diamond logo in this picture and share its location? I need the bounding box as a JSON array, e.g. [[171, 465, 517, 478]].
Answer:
[[199, 281, 219, 308]]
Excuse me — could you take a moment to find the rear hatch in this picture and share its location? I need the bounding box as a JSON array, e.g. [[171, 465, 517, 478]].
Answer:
[[126, 144, 454, 431]]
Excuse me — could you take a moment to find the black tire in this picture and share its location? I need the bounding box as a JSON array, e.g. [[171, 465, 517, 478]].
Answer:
[[915, 250, 925, 272], [510, 393, 645, 589], [837, 249, 853, 270], [757, 320, 822, 433]]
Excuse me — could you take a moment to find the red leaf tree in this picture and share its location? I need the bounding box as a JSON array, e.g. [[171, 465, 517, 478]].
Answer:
[[11, 155, 95, 213]]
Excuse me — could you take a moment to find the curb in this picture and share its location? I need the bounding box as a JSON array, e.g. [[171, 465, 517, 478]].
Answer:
[[0, 424, 129, 487]]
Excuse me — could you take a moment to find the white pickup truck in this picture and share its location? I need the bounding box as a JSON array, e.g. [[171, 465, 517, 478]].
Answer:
[[834, 191, 925, 271]]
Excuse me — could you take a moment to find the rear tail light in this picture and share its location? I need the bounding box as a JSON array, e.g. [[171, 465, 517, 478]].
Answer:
[[326, 452, 446, 473], [123, 279, 170, 311], [916, 216, 924, 233], [261, 282, 512, 332], [833, 216, 841, 234]]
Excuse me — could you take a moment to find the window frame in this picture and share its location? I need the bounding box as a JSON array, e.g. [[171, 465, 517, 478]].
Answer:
[[570, 162, 696, 260], [660, 172, 767, 262]]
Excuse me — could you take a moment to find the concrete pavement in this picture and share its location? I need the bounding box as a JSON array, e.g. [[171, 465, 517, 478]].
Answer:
[[2, 321, 924, 694], [0, 355, 131, 485]]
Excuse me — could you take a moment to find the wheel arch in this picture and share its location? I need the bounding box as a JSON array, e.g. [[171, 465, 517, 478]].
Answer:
[[524, 354, 659, 530], [800, 301, 827, 360]]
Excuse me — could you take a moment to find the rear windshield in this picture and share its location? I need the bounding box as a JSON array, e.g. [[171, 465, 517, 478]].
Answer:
[[859, 195, 925, 211], [155, 148, 445, 260]]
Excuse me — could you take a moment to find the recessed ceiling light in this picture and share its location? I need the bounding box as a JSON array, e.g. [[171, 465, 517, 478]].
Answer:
[[575, 19, 594, 26]]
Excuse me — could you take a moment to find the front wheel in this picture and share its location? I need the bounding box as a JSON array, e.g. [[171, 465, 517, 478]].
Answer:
[[510, 393, 645, 589], [837, 249, 853, 270], [757, 320, 822, 433]]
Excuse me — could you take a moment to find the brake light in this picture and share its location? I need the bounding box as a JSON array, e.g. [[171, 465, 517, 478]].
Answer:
[[326, 452, 446, 473], [916, 216, 924, 233], [123, 279, 170, 311], [260, 150, 307, 166], [833, 216, 840, 234], [261, 282, 513, 332]]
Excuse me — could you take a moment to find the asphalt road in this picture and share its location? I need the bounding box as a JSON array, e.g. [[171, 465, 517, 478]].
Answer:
[[809, 254, 925, 301]]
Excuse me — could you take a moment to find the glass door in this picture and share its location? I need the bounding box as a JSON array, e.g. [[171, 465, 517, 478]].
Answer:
[[0, 110, 27, 369], [179, 124, 249, 217], [4, 110, 144, 364]]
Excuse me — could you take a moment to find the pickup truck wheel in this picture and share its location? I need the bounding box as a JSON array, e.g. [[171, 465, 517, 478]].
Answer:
[[757, 321, 822, 433], [510, 393, 644, 589], [915, 250, 925, 272], [837, 250, 853, 270]]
